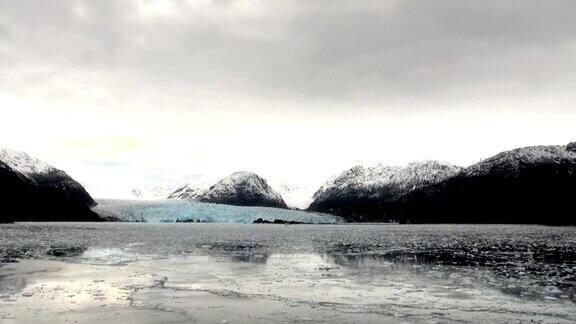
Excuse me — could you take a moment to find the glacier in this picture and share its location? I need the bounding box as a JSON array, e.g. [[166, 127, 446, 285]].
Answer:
[[94, 199, 341, 223]]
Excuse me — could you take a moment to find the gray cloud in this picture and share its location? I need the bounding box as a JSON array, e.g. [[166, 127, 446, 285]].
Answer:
[[0, 0, 575, 107], [0, 23, 11, 40]]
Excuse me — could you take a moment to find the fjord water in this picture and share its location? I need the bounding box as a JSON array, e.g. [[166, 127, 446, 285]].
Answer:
[[1, 222, 575, 323]]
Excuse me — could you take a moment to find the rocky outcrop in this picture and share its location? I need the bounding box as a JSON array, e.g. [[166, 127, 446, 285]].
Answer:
[[307, 161, 462, 222], [0, 149, 106, 223], [252, 218, 308, 225], [199, 171, 287, 208], [389, 143, 576, 225]]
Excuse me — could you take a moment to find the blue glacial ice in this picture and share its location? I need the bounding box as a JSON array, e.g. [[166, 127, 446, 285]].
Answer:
[[94, 199, 341, 223]]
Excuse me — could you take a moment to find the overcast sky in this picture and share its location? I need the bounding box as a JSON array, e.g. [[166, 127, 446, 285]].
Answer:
[[1, 0, 575, 197]]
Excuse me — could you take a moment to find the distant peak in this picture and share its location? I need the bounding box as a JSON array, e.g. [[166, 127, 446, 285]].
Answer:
[[230, 171, 259, 178], [200, 171, 287, 208]]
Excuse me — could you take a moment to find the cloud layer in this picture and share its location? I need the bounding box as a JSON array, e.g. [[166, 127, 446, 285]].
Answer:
[[1, 0, 575, 196], [2, 0, 575, 104]]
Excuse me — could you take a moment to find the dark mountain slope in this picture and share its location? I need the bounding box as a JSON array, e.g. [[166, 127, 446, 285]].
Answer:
[[308, 161, 461, 222], [0, 149, 105, 223], [389, 143, 576, 225]]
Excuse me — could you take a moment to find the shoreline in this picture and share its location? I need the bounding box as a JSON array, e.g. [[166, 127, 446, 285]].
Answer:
[[3, 221, 575, 227]]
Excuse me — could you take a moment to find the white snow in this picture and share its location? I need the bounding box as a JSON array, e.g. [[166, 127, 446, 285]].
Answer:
[[201, 171, 285, 205], [313, 160, 462, 201], [131, 184, 180, 200], [270, 182, 318, 209], [166, 184, 206, 200], [463, 145, 576, 177], [0, 148, 55, 175]]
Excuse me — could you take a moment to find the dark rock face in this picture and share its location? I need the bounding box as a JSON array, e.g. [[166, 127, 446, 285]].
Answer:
[[0, 150, 104, 223], [389, 144, 576, 225], [200, 171, 287, 208], [566, 141, 576, 153], [252, 218, 307, 225], [0, 161, 34, 223], [28, 168, 96, 208], [307, 161, 462, 222]]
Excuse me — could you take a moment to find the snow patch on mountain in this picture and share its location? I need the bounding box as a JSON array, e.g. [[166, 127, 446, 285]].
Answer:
[[463, 144, 576, 177], [0, 148, 54, 175], [271, 182, 318, 209], [166, 175, 219, 200], [131, 184, 179, 200], [200, 171, 287, 208], [312, 161, 462, 203], [167, 184, 206, 200]]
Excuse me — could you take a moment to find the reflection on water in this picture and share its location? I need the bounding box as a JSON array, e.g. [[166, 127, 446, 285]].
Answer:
[[317, 253, 575, 301], [1, 250, 576, 323], [1, 222, 575, 321], [0, 274, 26, 296], [231, 254, 269, 264], [143, 252, 576, 322], [323, 253, 436, 269], [221, 251, 576, 303]]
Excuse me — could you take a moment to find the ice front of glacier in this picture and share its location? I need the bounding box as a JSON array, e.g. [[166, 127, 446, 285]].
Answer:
[[94, 199, 341, 223]]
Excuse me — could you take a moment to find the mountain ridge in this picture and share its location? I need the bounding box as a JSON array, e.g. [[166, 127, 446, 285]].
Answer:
[[388, 142, 576, 225], [307, 160, 462, 221], [0, 149, 106, 222], [199, 171, 287, 208]]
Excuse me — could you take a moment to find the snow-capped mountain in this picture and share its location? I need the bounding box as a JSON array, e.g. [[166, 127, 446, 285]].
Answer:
[[307, 142, 576, 225], [0, 148, 96, 207], [392, 142, 576, 225], [166, 184, 206, 200], [310, 161, 461, 208], [166, 175, 219, 200], [462, 144, 576, 177], [167, 175, 315, 209], [0, 149, 54, 176], [199, 171, 287, 208], [0, 148, 107, 222], [308, 161, 462, 221]]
